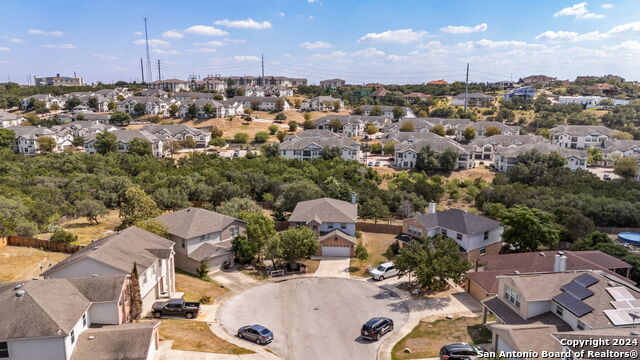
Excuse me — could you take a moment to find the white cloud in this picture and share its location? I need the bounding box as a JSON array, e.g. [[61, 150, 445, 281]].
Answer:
[[224, 39, 246, 44], [187, 48, 217, 53], [0, 47, 10, 51], [93, 53, 117, 60], [310, 51, 347, 60], [440, 23, 488, 34], [59, 43, 76, 49], [608, 21, 640, 34], [554, 2, 604, 19], [234, 55, 260, 61], [279, 12, 285, 17], [474, 39, 541, 49], [162, 30, 184, 39], [535, 30, 607, 42], [133, 31, 143, 36], [358, 29, 427, 43], [27, 29, 64, 36], [214, 18, 272, 30], [152, 49, 181, 55], [298, 41, 332, 50], [183, 25, 229, 36], [352, 47, 385, 57], [193, 40, 224, 46], [7, 37, 23, 43], [133, 38, 171, 48], [602, 3, 613, 8], [40, 43, 76, 49], [607, 40, 640, 51]]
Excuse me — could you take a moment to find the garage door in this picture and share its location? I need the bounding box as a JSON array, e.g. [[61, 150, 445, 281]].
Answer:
[[322, 245, 350, 257], [205, 254, 232, 272]]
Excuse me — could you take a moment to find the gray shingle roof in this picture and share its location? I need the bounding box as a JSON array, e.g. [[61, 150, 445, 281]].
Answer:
[[85, 129, 161, 144], [319, 229, 356, 244], [155, 207, 244, 240], [550, 125, 615, 137], [42, 226, 174, 276], [289, 197, 357, 223], [395, 135, 471, 155], [141, 124, 208, 137], [279, 136, 359, 151], [189, 240, 233, 261], [314, 114, 390, 125], [0, 111, 22, 121], [70, 322, 159, 360], [7, 126, 56, 139], [284, 129, 340, 141], [497, 143, 587, 159], [412, 209, 500, 235], [470, 135, 549, 147]]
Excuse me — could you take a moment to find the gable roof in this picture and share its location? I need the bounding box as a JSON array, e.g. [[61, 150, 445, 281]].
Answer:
[[497, 142, 587, 159], [71, 322, 159, 360], [289, 197, 357, 224], [154, 207, 244, 239], [411, 209, 500, 235], [394, 135, 472, 155], [279, 135, 359, 151], [550, 125, 614, 137], [42, 227, 174, 276], [319, 229, 356, 244]]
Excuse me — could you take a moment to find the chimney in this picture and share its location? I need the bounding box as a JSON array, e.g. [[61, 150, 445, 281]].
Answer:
[[554, 252, 567, 272], [351, 192, 357, 205], [428, 201, 437, 214]]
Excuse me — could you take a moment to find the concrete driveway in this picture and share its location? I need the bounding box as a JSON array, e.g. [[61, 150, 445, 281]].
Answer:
[[218, 277, 409, 360], [314, 257, 351, 278]]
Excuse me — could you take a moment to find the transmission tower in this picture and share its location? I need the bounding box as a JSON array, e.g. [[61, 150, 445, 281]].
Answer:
[[144, 17, 153, 82]]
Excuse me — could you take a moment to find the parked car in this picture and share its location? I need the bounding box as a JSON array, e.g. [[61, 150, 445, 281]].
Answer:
[[374, 161, 381, 166], [360, 317, 393, 341], [367, 161, 374, 166], [152, 298, 200, 319], [439, 343, 481, 359], [370, 262, 398, 280], [237, 324, 274, 345], [233, 149, 240, 157], [603, 174, 611, 180]]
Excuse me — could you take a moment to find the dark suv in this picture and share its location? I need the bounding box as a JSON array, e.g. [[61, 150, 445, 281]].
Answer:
[[439, 343, 480, 359], [360, 317, 394, 341]]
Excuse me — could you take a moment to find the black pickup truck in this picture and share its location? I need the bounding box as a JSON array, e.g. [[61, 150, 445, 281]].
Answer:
[[152, 298, 200, 319]]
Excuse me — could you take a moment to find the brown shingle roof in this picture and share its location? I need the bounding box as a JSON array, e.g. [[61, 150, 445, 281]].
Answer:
[[155, 207, 245, 240], [71, 322, 159, 360], [289, 197, 357, 224]]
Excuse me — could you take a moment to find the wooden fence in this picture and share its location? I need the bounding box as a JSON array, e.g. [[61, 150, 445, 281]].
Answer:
[[595, 226, 640, 234], [4, 236, 83, 254], [275, 221, 290, 231], [356, 222, 403, 234]]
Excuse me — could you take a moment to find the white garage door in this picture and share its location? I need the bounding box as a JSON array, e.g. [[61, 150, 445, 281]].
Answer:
[[322, 245, 350, 257]]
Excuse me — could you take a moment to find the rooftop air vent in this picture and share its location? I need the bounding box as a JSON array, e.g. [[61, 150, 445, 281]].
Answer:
[[91, 274, 98, 277], [15, 289, 26, 297], [13, 284, 23, 290]]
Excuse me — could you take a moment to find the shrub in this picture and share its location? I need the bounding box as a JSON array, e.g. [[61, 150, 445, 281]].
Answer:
[[355, 242, 369, 260], [199, 295, 212, 304], [50, 229, 78, 243], [268, 125, 279, 135], [197, 261, 209, 278], [234, 133, 249, 144], [254, 131, 269, 143]]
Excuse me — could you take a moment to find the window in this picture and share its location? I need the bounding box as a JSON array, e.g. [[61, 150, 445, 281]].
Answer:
[[70, 329, 76, 344], [230, 227, 240, 237], [328, 223, 334, 229], [341, 223, 347, 229], [479, 247, 486, 255], [181, 240, 185, 248], [456, 233, 463, 241], [0, 342, 8, 358], [440, 229, 447, 236], [555, 304, 564, 317], [484, 231, 489, 241], [82, 313, 87, 327], [577, 320, 585, 330], [504, 286, 521, 308]]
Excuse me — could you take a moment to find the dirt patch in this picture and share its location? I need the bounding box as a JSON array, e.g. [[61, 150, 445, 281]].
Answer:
[[445, 165, 495, 183], [0, 246, 69, 282], [175, 271, 229, 303], [159, 319, 253, 354], [349, 232, 397, 277], [36, 210, 121, 245]]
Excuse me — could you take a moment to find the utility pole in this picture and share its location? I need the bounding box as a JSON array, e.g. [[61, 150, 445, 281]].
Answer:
[[157, 60, 161, 81], [144, 17, 152, 82], [261, 53, 264, 85], [464, 62, 469, 114], [140, 58, 145, 83]]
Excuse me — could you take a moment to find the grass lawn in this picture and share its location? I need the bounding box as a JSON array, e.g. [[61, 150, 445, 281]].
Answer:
[[36, 210, 121, 245], [175, 271, 228, 303], [0, 246, 69, 282], [391, 316, 492, 360], [159, 319, 253, 354], [349, 232, 396, 277], [301, 258, 320, 274]]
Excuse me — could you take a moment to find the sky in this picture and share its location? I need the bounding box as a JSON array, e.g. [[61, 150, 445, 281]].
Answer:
[[1, 0, 640, 85]]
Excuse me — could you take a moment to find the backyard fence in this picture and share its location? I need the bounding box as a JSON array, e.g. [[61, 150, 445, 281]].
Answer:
[[356, 222, 402, 234], [275, 221, 290, 231], [4, 236, 83, 254]]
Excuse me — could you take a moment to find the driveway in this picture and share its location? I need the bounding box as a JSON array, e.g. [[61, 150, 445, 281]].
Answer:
[[209, 270, 260, 292], [314, 257, 351, 278], [218, 277, 409, 360]]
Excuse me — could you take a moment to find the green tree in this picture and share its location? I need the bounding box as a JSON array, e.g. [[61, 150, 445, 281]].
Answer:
[[392, 106, 404, 119], [333, 101, 342, 112], [275, 112, 287, 121], [276, 131, 286, 142], [275, 98, 285, 112], [278, 226, 319, 265], [359, 197, 390, 223], [268, 124, 279, 135], [365, 123, 378, 135], [240, 211, 276, 261], [107, 101, 117, 111], [36, 137, 56, 153], [382, 142, 396, 155], [463, 126, 476, 142], [496, 108, 515, 122], [485, 126, 501, 136], [95, 131, 118, 154], [254, 131, 269, 143], [130, 264, 143, 320], [430, 125, 446, 136], [211, 127, 224, 138], [133, 103, 146, 116], [415, 146, 439, 172], [328, 118, 343, 132], [399, 122, 414, 132], [128, 138, 153, 156], [64, 96, 82, 110], [502, 205, 560, 252], [614, 157, 637, 180], [261, 142, 280, 157], [232, 235, 256, 263], [275, 180, 323, 212], [118, 185, 160, 229], [234, 132, 249, 144], [109, 111, 132, 125], [0, 128, 15, 149], [302, 119, 316, 129], [216, 197, 262, 218], [186, 103, 198, 118], [288, 121, 298, 132], [203, 103, 215, 118], [438, 148, 459, 171], [168, 103, 179, 117], [72, 136, 85, 147], [355, 242, 369, 260], [50, 228, 78, 243], [320, 146, 341, 160], [75, 199, 108, 224], [369, 106, 382, 116], [587, 147, 603, 165], [87, 97, 99, 111], [134, 219, 170, 238]]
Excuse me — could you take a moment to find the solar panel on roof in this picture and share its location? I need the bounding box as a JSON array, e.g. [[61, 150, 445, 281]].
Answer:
[[553, 292, 594, 317], [561, 281, 594, 300], [604, 309, 637, 326], [574, 273, 598, 287], [606, 287, 635, 301]]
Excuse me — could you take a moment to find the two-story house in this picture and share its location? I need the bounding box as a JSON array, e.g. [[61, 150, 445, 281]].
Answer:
[[84, 130, 166, 157], [41, 226, 175, 314], [358, 105, 415, 119], [141, 124, 211, 148], [300, 96, 344, 111], [550, 125, 614, 149], [234, 96, 290, 112], [455, 121, 520, 142], [494, 143, 587, 172], [400, 204, 503, 261], [154, 207, 247, 273], [289, 197, 358, 257], [0, 111, 24, 128], [279, 135, 361, 161], [7, 126, 72, 154], [314, 115, 390, 137], [470, 135, 550, 162], [0, 275, 160, 360], [393, 134, 474, 170]]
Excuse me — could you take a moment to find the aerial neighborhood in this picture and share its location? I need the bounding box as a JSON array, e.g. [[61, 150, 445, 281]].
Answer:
[[2, 2, 640, 359]]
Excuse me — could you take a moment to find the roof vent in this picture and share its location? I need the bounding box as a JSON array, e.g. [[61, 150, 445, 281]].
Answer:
[[91, 274, 98, 277], [13, 284, 23, 290], [607, 281, 617, 287], [15, 289, 26, 297], [88, 336, 95, 340], [631, 331, 639, 336], [539, 252, 546, 256]]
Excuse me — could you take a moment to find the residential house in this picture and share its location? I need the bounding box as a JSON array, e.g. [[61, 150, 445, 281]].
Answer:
[[456, 121, 520, 142], [197, 77, 228, 92], [141, 124, 211, 148], [300, 96, 344, 111], [52, 121, 119, 139], [8, 126, 72, 154], [384, 117, 472, 135], [147, 79, 190, 92], [400, 206, 503, 261], [319, 79, 346, 89], [117, 96, 171, 116], [393, 134, 474, 170], [238, 86, 265, 97], [178, 99, 243, 119], [587, 83, 618, 96], [289, 197, 358, 257], [482, 269, 640, 359], [466, 250, 633, 302], [370, 86, 390, 99], [84, 129, 166, 157], [550, 125, 614, 149], [283, 129, 341, 141], [503, 86, 536, 101], [138, 89, 168, 98], [359, 105, 415, 118], [0, 111, 24, 128], [314, 115, 389, 137], [601, 139, 640, 166], [469, 135, 549, 162], [427, 80, 449, 85], [451, 93, 495, 107], [172, 92, 223, 102], [0, 275, 161, 360], [42, 226, 176, 314], [279, 135, 361, 161], [234, 96, 290, 112], [495, 143, 587, 172], [262, 85, 293, 97], [35, 74, 83, 86], [519, 75, 556, 85], [558, 96, 629, 109], [403, 92, 430, 103], [155, 207, 247, 273], [20, 94, 65, 110]]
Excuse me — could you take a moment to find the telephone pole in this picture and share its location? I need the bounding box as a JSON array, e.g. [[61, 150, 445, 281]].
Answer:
[[464, 62, 469, 114], [157, 60, 161, 81], [261, 53, 264, 85], [144, 17, 153, 82], [140, 58, 145, 83]]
